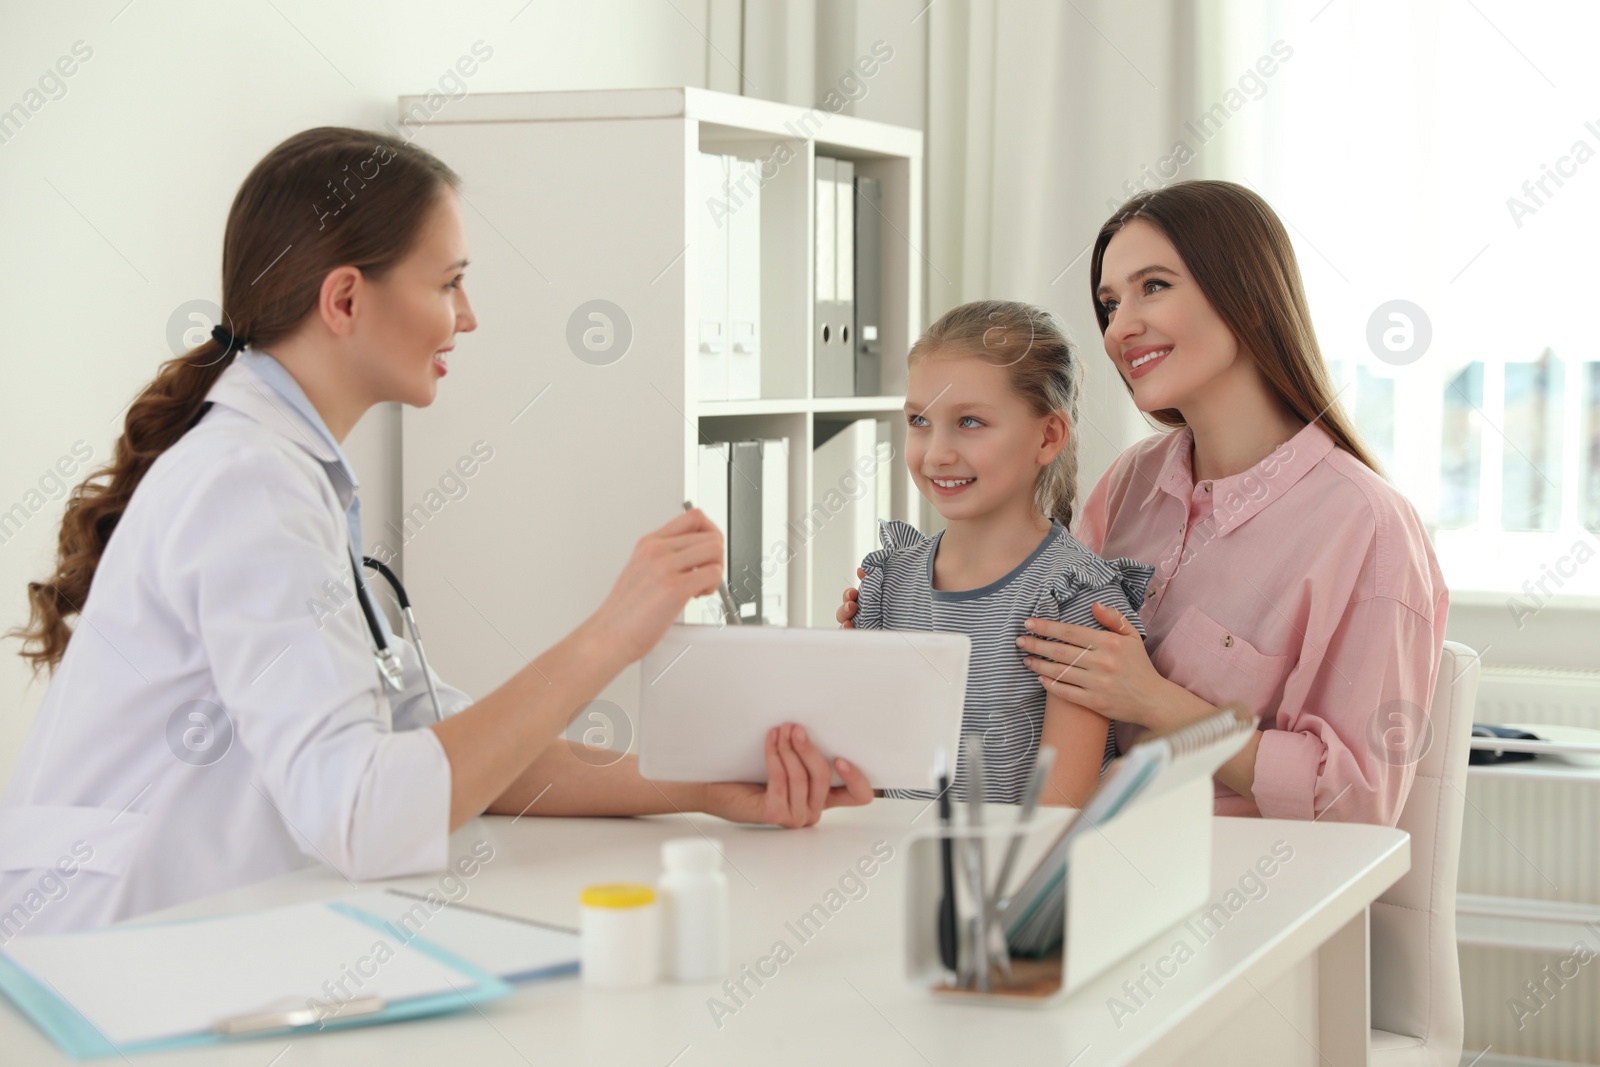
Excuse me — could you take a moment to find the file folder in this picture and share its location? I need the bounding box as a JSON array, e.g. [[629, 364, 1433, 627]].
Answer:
[[853, 174, 884, 397], [727, 439, 764, 621], [814, 157, 856, 397], [726, 157, 762, 401], [815, 156, 836, 308], [759, 438, 789, 626], [697, 152, 731, 402], [693, 442, 732, 624], [835, 159, 854, 352]]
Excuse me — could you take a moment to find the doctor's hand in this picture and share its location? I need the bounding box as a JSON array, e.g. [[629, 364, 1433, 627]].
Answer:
[[590, 508, 725, 665], [701, 724, 873, 829], [835, 567, 865, 628]]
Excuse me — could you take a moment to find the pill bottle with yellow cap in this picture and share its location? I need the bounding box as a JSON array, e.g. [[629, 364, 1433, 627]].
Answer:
[[579, 883, 659, 987]]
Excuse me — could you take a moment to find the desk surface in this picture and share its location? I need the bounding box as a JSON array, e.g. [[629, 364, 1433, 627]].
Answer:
[[0, 802, 1407, 1066]]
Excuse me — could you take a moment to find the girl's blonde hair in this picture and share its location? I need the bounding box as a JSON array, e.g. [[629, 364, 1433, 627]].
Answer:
[[907, 300, 1082, 528]]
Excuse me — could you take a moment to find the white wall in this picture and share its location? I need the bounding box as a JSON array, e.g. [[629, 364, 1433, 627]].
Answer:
[[0, 0, 937, 783]]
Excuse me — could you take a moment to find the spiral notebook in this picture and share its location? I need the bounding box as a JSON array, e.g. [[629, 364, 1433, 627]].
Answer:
[[1000, 704, 1257, 958]]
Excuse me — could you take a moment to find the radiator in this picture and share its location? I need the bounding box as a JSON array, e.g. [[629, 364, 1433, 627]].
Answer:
[[1456, 665, 1600, 1065]]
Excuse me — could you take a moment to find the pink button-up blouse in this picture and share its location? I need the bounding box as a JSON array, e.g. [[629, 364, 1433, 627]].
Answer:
[[1076, 420, 1449, 825]]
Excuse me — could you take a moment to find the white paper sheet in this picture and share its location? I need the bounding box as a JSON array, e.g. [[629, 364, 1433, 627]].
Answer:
[[351, 890, 579, 982]]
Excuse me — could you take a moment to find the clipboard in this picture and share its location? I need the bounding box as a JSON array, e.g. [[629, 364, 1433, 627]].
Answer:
[[0, 895, 515, 1059]]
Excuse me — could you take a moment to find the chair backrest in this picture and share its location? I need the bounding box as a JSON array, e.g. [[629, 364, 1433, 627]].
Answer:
[[1369, 640, 1479, 1063]]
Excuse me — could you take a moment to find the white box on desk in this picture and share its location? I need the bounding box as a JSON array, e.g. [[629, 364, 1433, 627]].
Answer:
[[904, 776, 1214, 1005]]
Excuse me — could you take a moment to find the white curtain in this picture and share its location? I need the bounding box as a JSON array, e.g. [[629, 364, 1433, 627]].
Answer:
[[739, 0, 1211, 498], [923, 0, 1208, 494]]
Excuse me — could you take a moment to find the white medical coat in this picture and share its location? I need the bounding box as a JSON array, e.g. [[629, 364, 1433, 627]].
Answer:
[[0, 349, 472, 937]]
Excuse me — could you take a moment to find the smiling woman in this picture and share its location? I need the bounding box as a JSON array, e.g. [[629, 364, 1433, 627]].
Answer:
[[1018, 180, 1450, 826]]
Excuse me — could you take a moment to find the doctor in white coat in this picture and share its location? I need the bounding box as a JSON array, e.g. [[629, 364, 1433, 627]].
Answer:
[[0, 126, 870, 937]]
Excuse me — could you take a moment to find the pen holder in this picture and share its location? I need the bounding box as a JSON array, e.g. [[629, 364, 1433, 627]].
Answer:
[[904, 776, 1214, 1006], [903, 809, 1074, 1003]]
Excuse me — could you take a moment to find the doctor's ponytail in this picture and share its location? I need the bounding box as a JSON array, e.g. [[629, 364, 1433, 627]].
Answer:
[[10, 127, 460, 676]]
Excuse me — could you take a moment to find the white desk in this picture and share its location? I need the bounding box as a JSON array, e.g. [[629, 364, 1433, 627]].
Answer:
[[0, 802, 1407, 1066]]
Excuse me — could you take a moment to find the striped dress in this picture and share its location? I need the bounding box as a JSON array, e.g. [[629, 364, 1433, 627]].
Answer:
[[856, 519, 1155, 804]]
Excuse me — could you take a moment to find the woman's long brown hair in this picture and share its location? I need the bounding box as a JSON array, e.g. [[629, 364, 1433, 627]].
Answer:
[[10, 127, 459, 676], [1088, 180, 1381, 474]]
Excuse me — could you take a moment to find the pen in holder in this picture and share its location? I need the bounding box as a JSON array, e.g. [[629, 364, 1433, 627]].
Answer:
[[904, 809, 1078, 1002], [906, 706, 1253, 1005]]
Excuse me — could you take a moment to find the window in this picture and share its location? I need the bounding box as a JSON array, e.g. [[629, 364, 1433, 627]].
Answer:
[[1207, 0, 1600, 597]]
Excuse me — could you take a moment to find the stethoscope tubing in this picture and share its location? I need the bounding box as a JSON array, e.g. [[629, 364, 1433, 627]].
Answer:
[[351, 551, 444, 724]]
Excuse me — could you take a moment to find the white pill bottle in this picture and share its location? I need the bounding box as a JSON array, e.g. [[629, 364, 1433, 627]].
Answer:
[[579, 883, 659, 987], [657, 838, 730, 981]]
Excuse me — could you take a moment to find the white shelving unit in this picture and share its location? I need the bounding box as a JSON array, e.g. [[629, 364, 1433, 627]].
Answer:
[[396, 88, 923, 703]]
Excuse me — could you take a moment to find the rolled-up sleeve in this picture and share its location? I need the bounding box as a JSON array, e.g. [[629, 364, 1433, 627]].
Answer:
[[162, 447, 452, 881], [1253, 593, 1444, 825]]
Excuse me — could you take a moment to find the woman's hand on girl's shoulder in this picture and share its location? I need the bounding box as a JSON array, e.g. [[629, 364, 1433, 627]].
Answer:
[[701, 723, 873, 828], [836, 566, 865, 628]]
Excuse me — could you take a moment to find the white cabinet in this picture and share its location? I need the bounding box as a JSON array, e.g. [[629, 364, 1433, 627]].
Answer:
[[396, 88, 923, 704]]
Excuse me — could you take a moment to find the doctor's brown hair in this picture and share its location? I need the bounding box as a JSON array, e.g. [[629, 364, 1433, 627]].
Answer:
[[1089, 180, 1380, 474], [11, 127, 460, 676]]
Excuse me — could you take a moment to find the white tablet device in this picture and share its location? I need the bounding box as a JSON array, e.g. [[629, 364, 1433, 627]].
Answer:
[[638, 624, 971, 789]]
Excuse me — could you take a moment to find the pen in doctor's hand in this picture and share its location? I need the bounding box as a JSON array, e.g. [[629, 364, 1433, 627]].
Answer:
[[682, 500, 742, 625]]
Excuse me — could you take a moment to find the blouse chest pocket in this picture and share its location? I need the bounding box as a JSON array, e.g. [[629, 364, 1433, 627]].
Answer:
[[1152, 604, 1292, 721]]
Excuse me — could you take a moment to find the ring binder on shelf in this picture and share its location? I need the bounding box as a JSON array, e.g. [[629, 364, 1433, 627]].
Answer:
[[853, 174, 883, 397], [814, 156, 856, 397]]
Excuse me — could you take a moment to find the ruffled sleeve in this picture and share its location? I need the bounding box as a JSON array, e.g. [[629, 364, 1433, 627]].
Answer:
[[1033, 554, 1156, 638], [855, 518, 926, 631]]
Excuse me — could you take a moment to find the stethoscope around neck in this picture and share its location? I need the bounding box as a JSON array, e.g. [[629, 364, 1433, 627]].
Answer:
[[184, 396, 443, 724], [351, 550, 444, 724]]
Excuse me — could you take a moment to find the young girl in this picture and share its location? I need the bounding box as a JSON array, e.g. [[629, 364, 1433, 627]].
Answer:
[[849, 300, 1153, 807]]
